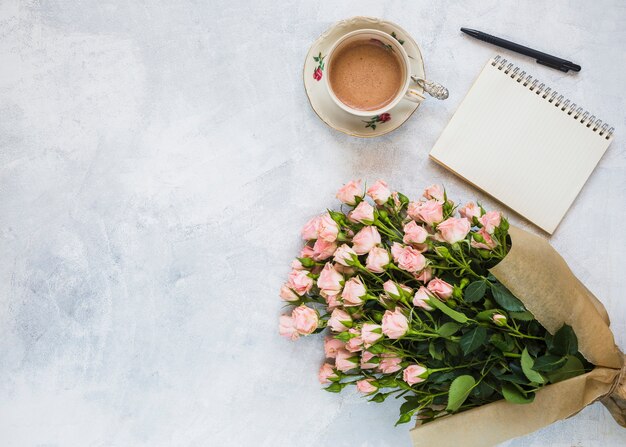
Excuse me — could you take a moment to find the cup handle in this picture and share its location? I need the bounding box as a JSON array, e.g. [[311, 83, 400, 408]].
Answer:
[[411, 76, 449, 100], [404, 89, 426, 103]]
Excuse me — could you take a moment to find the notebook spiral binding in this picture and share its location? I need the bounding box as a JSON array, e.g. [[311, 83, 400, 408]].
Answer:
[[491, 56, 614, 140]]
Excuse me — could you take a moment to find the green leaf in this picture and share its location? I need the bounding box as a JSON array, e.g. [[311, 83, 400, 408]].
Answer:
[[395, 412, 413, 425], [501, 383, 535, 404], [490, 283, 525, 311], [532, 354, 567, 372], [489, 333, 515, 352], [428, 297, 469, 323], [464, 281, 487, 302], [546, 355, 585, 383], [446, 375, 476, 412], [437, 322, 461, 337], [400, 397, 421, 415], [475, 309, 499, 321], [445, 339, 460, 356], [521, 348, 546, 384], [551, 324, 578, 356], [429, 341, 444, 360], [369, 392, 387, 403], [324, 382, 347, 393], [460, 327, 487, 355]]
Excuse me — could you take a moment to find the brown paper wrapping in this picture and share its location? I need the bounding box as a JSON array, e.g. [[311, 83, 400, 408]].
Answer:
[[410, 226, 626, 447]]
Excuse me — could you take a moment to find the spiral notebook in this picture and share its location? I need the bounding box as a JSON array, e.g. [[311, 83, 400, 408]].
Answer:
[[430, 56, 614, 234]]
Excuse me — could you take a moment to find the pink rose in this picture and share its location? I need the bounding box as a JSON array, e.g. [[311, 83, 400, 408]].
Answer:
[[356, 378, 378, 394], [391, 243, 426, 273], [279, 315, 299, 340], [408, 200, 444, 225], [367, 180, 392, 205], [318, 212, 339, 242], [365, 247, 390, 273], [427, 278, 453, 300], [378, 113, 391, 123], [300, 245, 315, 258], [301, 215, 321, 240], [412, 286, 435, 311], [480, 211, 502, 234], [379, 354, 402, 374], [335, 348, 358, 372], [329, 308, 352, 332], [459, 202, 482, 221], [403, 364, 428, 385], [292, 305, 318, 335], [336, 180, 363, 205], [322, 292, 341, 310], [312, 238, 337, 261], [383, 280, 412, 298], [349, 201, 375, 224], [352, 226, 381, 255], [415, 267, 433, 283], [361, 350, 379, 369], [437, 217, 471, 244], [287, 269, 314, 295], [280, 284, 299, 302], [317, 263, 343, 295], [492, 313, 507, 326], [423, 184, 445, 202], [333, 244, 357, 266], [471, 228, 498, 250], [403, 220, 428, 245], [318, 362, 337, 384], [381, 308, 409, 339], [346, 328, 363, 352], [361, 323, 383, 346], [342, 276, 366, 306], [324, 337, 345, 358], [291, 258, 305, 270]]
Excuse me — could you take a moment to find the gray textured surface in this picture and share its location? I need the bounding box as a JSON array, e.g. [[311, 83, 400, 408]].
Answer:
[[1, 1, 625, 446]]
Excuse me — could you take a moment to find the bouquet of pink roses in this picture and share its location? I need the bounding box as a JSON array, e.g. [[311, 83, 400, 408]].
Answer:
[[278, 180, 595, 428]]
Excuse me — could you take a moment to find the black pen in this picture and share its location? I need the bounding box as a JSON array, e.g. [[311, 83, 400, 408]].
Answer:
[[460, 28, 581, 73]]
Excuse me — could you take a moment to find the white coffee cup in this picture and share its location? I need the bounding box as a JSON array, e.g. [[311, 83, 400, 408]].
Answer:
[[324, 29, 427, 117]]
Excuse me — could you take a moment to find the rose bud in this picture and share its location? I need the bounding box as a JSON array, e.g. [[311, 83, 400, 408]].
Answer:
[[403, 364, 428, 385], [403, 220, 429, 245], [287, 269, 314, 295], [352, 226, 381, 255], [342, 276, 367, 306], [413, 286, 435, 311], [366, 247, 390, 273], [301, 215, 321, 240], [415, 267, 433, 283], [361, 323, 383, 346], [381, 308, 409, 339], [312, 238, 337, 261], [427, 278, 453, 300], [360, 350, 379, 369], [278, 315, 299, 341], [480, 211, 502, 234], [335, 348, 359, 372], [366, 179, 392, 205], [317, 263, 343, 295], [437, 217, 471, 244], [324, 337, 345, 358], [279, 284, 299, 302], [378, 354, 402, 374], [292, 305, 319, 335], [492, 313, 507, 326], [349, 201, 375, 224], [407, 200, 443, 226], [382, 280, 412, 299], [318, 363, 338, 384], [471, 228, 498, 250], [459, 201, 482, 221], [346, 328, 364, 352], [336, 179, 363, 205], [329, 308, 353, 332], [318, 212, 339, 242], [356, 378, 378, 394], [333, 244, 357, 266], [423, 184, 445, 202], [391, 243, 426, 273]]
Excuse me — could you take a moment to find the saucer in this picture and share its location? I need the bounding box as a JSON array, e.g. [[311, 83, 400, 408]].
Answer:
[[303, 16, 426, 138]]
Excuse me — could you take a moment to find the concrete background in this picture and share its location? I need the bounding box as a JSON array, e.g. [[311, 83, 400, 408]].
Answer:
[[0, 1, 625, 446]]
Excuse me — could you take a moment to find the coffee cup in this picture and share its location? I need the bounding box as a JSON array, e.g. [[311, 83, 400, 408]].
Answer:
[[324, 29, 447, 117]]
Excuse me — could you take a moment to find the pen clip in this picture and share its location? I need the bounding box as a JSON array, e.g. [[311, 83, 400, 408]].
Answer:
[[536, 58, 570, 73]]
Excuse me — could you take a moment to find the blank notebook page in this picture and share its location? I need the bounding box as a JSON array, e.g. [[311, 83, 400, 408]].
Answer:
[[430, 57, 614, 234]]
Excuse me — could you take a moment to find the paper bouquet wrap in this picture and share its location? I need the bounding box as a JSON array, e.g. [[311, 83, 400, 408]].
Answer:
[[410, 226, 626, 446]]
